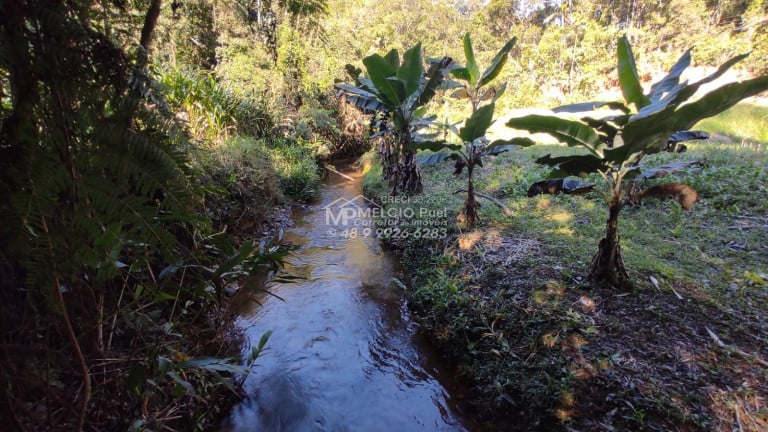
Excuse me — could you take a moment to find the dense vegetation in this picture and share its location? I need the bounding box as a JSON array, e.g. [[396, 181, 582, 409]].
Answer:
[[1, 0, 767, 431]]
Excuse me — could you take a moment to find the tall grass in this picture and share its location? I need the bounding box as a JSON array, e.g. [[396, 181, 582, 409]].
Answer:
[[210, 137, 322, 204], [158, 68, 274, 144]]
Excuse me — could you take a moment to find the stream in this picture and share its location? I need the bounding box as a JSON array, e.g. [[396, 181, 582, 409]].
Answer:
[[221, 164, 474, 432]]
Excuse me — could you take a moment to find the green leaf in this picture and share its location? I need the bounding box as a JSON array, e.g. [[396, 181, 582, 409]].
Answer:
[[398, 43, 424, 98], [648, 49, 691, 102], [346, 94, 386, 112], [673, 75, 768, 130], [617, 36, 651, 109], [181, 357, 249, 374], [257, 330, 272, 351], [334, 83, 379, 99], [412, 56, 452, 110], [387, 77, 407, 103], [462, 33, 480, 85], [632, 85, 686, 120], [505, 114, 606, 158], [450, 67, 472, 82], [336, 83, 387, 112], [479, 37, 516, 88], [362, 54, 401, 106], [668, 52, 752, 110], [552, 101, 630, 114], [384, 49, 400, 70], [484, 144, 516, 156], [487, 137, 536, 150], [214, 240, 256, 278], [617, 75, 768, 163], [536, 154, 609, 177], [344, 64, 362, 81], [460, 103, 495, 143]]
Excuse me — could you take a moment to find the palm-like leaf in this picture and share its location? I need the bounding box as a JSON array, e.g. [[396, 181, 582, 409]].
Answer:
[[505, 114, 606, 158], [479, 37, 517, 88], [362, 54, 401, 106], [460, 103, 495, 143], [462, 33, 480, 85], [648, 49, 691, 102], [398, 43, 424, 98], [412, 56, 453, 110], [617, 36, 651, 109]]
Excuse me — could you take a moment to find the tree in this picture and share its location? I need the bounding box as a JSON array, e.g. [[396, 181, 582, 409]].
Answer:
[[244, 0, 328, 62], [506, 36, 768, 286], [336, 43, 453, 195], [417, 34, 532, 229]]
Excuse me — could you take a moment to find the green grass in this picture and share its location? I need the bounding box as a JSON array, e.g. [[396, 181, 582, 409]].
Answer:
[[208, 136, 323, 204], [695, 102, 768, 144], [364, 137, 768, 431]]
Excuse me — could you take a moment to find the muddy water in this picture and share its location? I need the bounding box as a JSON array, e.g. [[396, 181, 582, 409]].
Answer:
[[222, 166, 473, 432]]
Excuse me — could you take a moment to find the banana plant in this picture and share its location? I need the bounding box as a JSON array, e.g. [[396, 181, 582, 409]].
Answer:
[[449, 33, 517, 112], [415, 34, 532, 229], [417, 103, 533, 229], [335, 43, 453, 195], [506, 36, 768, 286]]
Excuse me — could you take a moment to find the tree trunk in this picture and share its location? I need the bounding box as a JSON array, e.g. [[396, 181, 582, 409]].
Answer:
[[459, 164, 479, 229], [139, 0, 162, 57], [378, 136, 397, 183], [588, 198, 628, 286], [396, 148, 423, 195]]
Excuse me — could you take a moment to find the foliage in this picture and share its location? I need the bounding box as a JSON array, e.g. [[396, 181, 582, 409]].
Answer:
[[159, 67, 274, 143], [172, 0, 219, 68], [336, 43, 453, 194], [0, 2, 288, 430], [416, 34, 532, 228], [505, 36, 768, 286], [205, 136, 323, 204]]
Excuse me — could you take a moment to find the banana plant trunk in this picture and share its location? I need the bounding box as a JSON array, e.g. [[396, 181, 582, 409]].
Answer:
[[378, 136, 398, 182], [460, 163, 479, 229], [390, 132, 422, 195], [396, 148, 423, 195], [588, 197, 628, 286]]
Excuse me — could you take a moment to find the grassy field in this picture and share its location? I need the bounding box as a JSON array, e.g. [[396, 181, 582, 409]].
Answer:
[[362, 105, 768, 431]]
